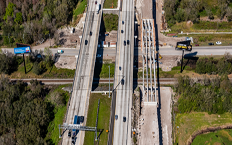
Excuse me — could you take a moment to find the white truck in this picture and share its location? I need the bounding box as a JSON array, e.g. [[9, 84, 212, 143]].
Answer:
[[96, 4, 101, 14]]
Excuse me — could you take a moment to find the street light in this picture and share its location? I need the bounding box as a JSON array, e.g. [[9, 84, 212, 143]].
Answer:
[[108, 65, 110, 98]]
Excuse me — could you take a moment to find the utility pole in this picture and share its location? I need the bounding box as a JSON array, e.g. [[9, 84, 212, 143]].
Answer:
[[49, 33, 51, 47], [109, 65, 110, 98]]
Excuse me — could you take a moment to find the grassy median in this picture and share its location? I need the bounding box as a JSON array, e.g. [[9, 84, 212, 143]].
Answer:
[[103, 0, 118, 8], [84, 93, 111, 145], [192, 129, 232, 144], [174, 112, 232, 145]]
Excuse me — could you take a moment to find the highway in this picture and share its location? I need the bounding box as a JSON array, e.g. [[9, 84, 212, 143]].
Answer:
[[3, 45, 232, 56], [61, 0, 103, 145], [108, 0, 134, 145]]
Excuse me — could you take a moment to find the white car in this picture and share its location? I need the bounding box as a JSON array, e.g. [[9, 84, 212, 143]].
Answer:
[[57, 50, 64, 54], [96, 54, 101, 58], [216, 41, 222, 45]]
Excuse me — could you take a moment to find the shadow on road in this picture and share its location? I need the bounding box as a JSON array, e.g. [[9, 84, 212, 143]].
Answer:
[[133, 12, 139, 90], [153, 0, 163, 144]]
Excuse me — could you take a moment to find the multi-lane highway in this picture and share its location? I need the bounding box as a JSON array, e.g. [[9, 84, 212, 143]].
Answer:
[[61, 0, 103, 145], [108, 0, 134, 145]]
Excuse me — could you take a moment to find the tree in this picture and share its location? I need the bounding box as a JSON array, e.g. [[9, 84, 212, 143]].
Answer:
[[226, 7, 232, 22], [206, 9, 214, 20], [174, 8, 186, 22], [54, 3, 68, 27], [33, 61, 42, 75], [44, 47, 53, 67], [3, 2, 16, 21], [14, 12, 22, 24]]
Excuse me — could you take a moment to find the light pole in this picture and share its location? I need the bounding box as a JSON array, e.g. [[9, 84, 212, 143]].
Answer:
[[108, 65, 110, 98]]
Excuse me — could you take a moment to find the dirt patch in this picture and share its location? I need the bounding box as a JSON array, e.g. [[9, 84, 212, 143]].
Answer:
[[159, 55, 181, 71], [55, 56, 77, 69], [200, 16, 228, 22]]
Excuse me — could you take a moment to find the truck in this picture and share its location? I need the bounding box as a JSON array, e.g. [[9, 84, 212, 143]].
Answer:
[[175, 40, 192, 51], [72, 115, 79, 137], [96, 4, 101, 14]]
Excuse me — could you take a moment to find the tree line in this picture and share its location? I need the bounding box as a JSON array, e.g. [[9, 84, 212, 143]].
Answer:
[[0, 0, 80, 46], [0, 47, 54, 75], [175, 75, 232, 114], [0, 78, 54, 144], [164, 0, 232, 27]]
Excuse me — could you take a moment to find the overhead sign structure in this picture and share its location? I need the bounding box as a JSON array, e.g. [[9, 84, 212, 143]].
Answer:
[[14, 47, 31, 54], [175, 40, 192, 51]]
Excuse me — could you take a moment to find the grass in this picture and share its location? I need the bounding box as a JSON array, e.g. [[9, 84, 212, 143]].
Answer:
[[169, 21, 232, 33], [94, 60, 115, 78], [192, 129, 232, 144], [84, 93, 111, 145], [103, 14, 118, 32], [174, 112, 232, 145], [7, 61, 75, 79], [73, 0, 87, 16], [177, 34, 232, 46], [137, 66, 193, 78], [45, 84, 71, 145], [103, 0, 118, 8]]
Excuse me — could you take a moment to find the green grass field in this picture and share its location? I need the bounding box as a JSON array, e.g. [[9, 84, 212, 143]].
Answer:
[[177, 34, 232, 46], [103, 14, 118, 32], [73, 0, 87, 16], [174, 112, 232, 145], [192, 129, 232, 145], [83, 93, 111, 145], [103, 0, 118, 8], [8, 62, 75, 79], [137, 66, 193, 78], [45, 84, 71, 145]]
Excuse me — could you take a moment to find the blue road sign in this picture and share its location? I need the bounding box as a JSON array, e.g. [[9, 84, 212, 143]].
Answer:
[[14, 47, 31, 54]]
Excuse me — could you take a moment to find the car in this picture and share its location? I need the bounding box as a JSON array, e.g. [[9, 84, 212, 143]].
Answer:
[[80, 116, 84, 123], [57, 50, 64, 54], [208, 42, 214, 45], [68, 130, 71, 137], [119, 66, 121, 70], [121, 79, 124, 85], [115, 115, 118, 120], [96, 54, 101, 58], [122, 21, 124, 25], [90, 31, 92, 36], [195, 44, 199, 46], [124, 41, 126, 46], [123, 117, 126, 122], [121, 30, 123, 33], [216, 41, 222, 45], [85, 40, 88, 45], [72, 137, 75, 145], [127, 40, 130, 45], [95, 1, 97, 4]]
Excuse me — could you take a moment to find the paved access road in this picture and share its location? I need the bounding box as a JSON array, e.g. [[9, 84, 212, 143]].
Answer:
[[61, 0, 103, 145], [108, 0, 134, 145]]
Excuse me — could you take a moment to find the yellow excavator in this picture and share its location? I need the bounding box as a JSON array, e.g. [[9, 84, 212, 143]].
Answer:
[[155, 51, 163, 59]]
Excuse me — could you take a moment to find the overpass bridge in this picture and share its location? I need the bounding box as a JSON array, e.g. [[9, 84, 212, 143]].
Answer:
[[108, 0, 135, 144], [61, 0, 103, 145]]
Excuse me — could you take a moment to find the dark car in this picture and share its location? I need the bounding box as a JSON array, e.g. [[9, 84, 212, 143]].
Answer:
[[72, 137, 75, 145], [115, 115, 118, 120], [121, 30, 123, 33], [80, 116, 84, 123], [122, 21, 124, 25], [85, 40, 88, 45], [124, 41, 126, 46], [195, 44, 199, 46], [68, 130, 71, 137], [208, 43, 214, 45], [119, 66, 121, 70], [95, 1, 97, 4], [121, 79, 124, 85], [90, 31, 92, 36], [127, 40, 129, 45], [123, 117, 126, 122]]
